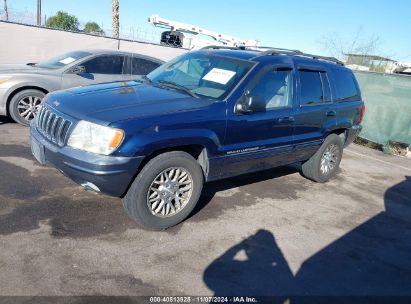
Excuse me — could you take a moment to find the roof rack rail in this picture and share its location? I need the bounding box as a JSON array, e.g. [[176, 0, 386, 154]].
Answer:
[[201, 45, 247, 50], [296, 53, 344, 65], [247, 46, 303, 54], [200, 45, 344, 65], [254, 48, 344, 65]]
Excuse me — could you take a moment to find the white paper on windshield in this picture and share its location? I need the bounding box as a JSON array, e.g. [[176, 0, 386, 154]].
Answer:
[[59, 57, 76, 65], [202, 68, 236, 85]]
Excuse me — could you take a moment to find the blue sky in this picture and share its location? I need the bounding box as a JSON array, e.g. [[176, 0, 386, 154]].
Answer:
[[5, 0, 411, 60]]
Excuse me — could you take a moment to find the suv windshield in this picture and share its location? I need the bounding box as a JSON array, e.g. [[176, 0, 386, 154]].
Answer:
[[35, 51, 91, 69], [146, 52, 254, 99]]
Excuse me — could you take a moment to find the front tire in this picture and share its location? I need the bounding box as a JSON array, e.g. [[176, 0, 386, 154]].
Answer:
[[301, 134, 343, 183], [9, 89, 45, 126], [122, 151, 204, 230]]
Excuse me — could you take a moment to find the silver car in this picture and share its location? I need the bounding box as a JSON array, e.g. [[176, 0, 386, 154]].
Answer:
[[0, 49, 164, 125]]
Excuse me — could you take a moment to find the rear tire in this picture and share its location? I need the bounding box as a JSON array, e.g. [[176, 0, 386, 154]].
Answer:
[[122, 151, 204, 230], [9, 89, 45, 126], [301, 134, 343, 183]]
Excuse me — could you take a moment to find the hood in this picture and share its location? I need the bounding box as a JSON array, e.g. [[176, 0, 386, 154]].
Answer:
[[45, 81, 215, 125], [0, 64, 52, 75]]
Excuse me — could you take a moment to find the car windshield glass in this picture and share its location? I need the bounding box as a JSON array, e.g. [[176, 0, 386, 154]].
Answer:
[[146, 52, 254, 99], [35, 51, 91, 69]]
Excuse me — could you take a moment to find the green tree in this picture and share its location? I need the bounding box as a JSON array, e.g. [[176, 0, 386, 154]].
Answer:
[[84, 22, 105, 35], [46, 11, 79, 31]]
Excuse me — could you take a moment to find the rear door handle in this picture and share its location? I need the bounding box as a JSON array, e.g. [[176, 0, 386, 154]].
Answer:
[[278, 116, 295, 123], [325, 110, 337, 117]]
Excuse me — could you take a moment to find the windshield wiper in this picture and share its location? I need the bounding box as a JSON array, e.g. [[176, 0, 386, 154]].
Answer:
[[26, 63, 37, 67], [134, 75, 152, 84], [142, 75, 152, 83], [157, 80, 199, 98]]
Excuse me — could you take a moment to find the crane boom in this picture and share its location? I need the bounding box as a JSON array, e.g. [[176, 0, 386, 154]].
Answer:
[[148, 14, 258, 49]]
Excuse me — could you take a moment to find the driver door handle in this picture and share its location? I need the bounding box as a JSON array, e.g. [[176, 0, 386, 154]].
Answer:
[[278, 116, 295, 123], [325, 110, 337, 117]]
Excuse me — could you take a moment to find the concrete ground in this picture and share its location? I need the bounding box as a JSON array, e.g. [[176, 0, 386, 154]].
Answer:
[[0, 117, 410, 297]]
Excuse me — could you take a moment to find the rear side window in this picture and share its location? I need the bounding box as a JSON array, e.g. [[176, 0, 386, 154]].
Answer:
[[320, 72, 332, 102], [82, 55, 125, 74], [131, 57, 161, 75], [333, 69, 360, 102], [299, 70, 324, 105], [299, 70, 333, 105]]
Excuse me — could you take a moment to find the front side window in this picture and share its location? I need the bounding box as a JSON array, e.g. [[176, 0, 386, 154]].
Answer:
[[82, 55, 125, 74], [248, 68, 293, 110], [299, 70, 327, 105], [147, 52, 254, 99]]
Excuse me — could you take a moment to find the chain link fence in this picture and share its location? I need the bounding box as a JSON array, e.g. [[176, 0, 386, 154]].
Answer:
[[0, 7, 164, 44]]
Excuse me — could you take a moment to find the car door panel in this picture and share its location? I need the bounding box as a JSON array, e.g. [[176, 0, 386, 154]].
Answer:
[[61, 54, 126, 89], [292, 65, 337, 161], [222, 65, 296, 178]]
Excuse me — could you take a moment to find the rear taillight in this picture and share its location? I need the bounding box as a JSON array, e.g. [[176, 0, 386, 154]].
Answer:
[[359, 104, 365, 124]]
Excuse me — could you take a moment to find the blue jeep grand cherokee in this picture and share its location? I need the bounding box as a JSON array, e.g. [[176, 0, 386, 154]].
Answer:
[[30, 46, 364, 229]]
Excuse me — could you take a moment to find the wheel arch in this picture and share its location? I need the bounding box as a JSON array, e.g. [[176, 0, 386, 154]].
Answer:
[[6, 86, 49, 116], [140, 144, 209, 176], [328, 127, 348, 145], [121, 144, 209, 198]]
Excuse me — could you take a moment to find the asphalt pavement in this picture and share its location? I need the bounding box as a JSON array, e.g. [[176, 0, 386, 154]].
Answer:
[[0, 117, 410, 297]]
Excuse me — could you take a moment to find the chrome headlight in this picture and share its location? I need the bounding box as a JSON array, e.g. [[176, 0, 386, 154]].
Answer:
[[67, 120, 124, 155]]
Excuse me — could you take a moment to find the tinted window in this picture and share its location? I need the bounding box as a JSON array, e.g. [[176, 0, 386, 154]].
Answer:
[[82, 55, 125, 74], [333, 69, 360, 101], [249, 68, 293, 110], [320, 72, 332, 102], [131, 57, 161, 75], [299, 70, 324, 105]]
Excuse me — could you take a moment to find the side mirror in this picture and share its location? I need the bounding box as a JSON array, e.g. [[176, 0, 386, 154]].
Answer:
[[70, 65, 86, 74], [235, 95, 266, 114]]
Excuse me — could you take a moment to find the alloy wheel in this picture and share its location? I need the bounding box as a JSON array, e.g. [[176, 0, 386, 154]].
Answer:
[[320, 144, 339, 175], [147, 167, 193, 217], [17, 96, 42, 121]]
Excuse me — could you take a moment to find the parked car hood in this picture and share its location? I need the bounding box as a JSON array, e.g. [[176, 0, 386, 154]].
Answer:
[[45, 81, 215, 125], [0, 64, 55, 74]]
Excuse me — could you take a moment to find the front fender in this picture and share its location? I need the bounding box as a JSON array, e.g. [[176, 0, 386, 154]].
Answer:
[[0, 77, 59, 115], [115, 128, 222, 158]]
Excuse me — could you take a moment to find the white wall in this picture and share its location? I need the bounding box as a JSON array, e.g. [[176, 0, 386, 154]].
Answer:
[[0, 21, 187, 64]]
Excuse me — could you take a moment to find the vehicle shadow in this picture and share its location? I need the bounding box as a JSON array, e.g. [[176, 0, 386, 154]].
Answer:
[[0, 115, 13, 125], [203, 176, 411, 301], [190, 164, 300, 219]]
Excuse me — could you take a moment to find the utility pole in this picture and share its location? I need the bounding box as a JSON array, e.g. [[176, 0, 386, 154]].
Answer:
[[37, 0, 41, 26], [3, 0, 8, 21]]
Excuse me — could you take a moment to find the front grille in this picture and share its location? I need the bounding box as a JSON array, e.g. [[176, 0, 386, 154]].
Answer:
[[36, 106, 72, 147]]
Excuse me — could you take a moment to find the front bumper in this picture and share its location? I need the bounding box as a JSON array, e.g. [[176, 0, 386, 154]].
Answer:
[[30, 125, 144, 197], [345, 124, 362, 147]]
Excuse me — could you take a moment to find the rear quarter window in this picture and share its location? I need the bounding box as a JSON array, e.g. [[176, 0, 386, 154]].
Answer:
[[131, 57, 161, 75], [333, 68, 361, 102]]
